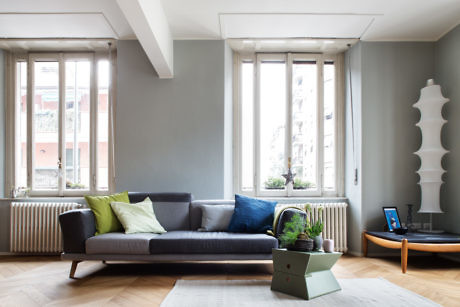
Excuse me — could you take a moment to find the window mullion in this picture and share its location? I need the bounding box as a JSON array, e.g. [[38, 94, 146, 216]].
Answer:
[[58, 53, 65, 196], [5, 54, 16, 193], [233, 54, 241, 195], [90, 55, 97, 193], [286, 53, 293, 197], [108, 52, 116, 193], [254, 54, 261, 196], [317, 56, 325, 194], [26, 56, 34, 192], [250, 55, 256, 196], [335, 54, 345, 196]]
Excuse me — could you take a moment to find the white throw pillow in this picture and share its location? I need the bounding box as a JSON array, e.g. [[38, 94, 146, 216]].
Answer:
[[111, 197, 166, 234], [199, 204, 234, 232]]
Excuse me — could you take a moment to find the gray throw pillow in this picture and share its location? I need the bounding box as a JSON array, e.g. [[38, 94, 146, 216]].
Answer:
[[199, 205, 234, 232]]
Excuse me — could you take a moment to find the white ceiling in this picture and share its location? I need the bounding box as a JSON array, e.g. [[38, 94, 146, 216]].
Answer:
[[0, 0, 459, 41], [163, 0, 460, 41], [0, 0, 134, 39], [220, 14, 376, 39], [0, 13, 117, 38]]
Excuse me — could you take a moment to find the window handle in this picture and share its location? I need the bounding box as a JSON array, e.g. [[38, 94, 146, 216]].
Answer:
[[57, 158, 62, 170]]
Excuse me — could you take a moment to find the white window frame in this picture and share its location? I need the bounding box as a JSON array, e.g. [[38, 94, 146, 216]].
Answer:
[[233, 52, 345, 197], [5, 52, 115, 197]]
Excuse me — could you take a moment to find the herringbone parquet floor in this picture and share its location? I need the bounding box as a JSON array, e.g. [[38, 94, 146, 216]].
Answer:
[[0, 255, 459, 306]]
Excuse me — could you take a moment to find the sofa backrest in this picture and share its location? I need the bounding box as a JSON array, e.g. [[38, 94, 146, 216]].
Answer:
[[128, 192, 193, 231], [190, 200, 235, 230]]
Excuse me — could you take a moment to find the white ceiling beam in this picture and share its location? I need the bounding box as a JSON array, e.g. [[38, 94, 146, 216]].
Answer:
[[116, 0, 173, 78]]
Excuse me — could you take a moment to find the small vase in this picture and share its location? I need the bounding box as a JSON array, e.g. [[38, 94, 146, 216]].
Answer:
[[323, 239, 334, 252], [313, 235, 323, 251]]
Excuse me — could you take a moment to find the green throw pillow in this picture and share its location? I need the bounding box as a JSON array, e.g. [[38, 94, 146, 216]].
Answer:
[[85, 191, 130, 235], [110, 197, 166, 234]]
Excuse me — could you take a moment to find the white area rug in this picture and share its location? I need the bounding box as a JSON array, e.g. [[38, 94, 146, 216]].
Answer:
[[160, 279, 440, 307]]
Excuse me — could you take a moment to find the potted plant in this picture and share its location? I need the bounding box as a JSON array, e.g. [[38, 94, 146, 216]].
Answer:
[[264, 177, 285, 190], [293, 178, 313, 190], [305, 205, 324, 251], [278, 213, 314, 252]]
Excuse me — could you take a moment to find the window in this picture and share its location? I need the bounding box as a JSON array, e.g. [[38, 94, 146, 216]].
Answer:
[[7, 53, 114, 196], [235, 53, 344, 197]]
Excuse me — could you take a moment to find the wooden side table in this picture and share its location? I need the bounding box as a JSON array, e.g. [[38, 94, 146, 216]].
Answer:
[[271, 248, 342, 300]]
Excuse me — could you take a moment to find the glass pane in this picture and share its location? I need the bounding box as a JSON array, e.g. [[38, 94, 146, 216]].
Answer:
[[15, 62, 28, 188], [324, 62, 336, 190], [97, 60, 110, 190], [291, 60, 317, 190], [260, 60, 286, 191], [33, 61, 59, 190], [241, 62, 254, 191], [65, 61, 90, 190]]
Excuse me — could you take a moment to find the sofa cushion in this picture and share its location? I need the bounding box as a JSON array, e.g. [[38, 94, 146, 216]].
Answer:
[[85, 191, 130, 235], [149, 231, 278, 254], [128, 192, 192, 231], [199, 204, 234, 232], [86, 232, 159, 255], [152, 202, 191, 231], [227, 194, 277, 233], [111, 197, 166, 234], [190, 200, 235, 230]]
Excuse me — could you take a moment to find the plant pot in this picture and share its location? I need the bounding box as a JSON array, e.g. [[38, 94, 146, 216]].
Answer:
[[291, 238, 314, 252], [313, 235, 323, 251], [297, 232, 308, 240]]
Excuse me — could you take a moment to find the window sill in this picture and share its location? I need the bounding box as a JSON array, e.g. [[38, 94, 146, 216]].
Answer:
[[257, 196, 347, 203], [0, 196, 85, 201]]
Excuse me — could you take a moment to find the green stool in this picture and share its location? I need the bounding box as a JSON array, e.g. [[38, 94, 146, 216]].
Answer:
[[271, 248, 342, 300]]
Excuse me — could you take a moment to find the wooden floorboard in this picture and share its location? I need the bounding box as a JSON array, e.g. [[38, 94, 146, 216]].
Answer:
[[0, 255, 459, 306]]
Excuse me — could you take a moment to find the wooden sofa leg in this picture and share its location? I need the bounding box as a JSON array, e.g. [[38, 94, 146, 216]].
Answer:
[[401, 239, 408, 274], [362, 231, 368, 257], [69, 260, 81, 279]]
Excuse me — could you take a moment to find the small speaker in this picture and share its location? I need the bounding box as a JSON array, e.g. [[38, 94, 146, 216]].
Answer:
[[394, 227, 408, 235]]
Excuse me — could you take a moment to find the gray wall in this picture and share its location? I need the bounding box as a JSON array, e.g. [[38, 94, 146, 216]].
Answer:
[[344, 43, 363, 254], [116, 40, 232, 199], [223, 43, 233, 199], [435, 24, 460, 234], [345, 42, 436, 254], [0, 50, 4, 198], [361, 42, 434, 235]]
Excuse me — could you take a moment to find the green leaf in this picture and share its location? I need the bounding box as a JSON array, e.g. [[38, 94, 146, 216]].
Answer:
[[278, 213, 308, 247]]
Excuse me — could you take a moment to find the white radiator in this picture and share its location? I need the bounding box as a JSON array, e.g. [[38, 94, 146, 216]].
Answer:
[[10, 202, 80, 253], [278, 202, 348, 252]]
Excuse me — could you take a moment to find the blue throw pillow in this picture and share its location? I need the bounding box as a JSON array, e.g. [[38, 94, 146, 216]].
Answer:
[[227, 194, 277, 233]]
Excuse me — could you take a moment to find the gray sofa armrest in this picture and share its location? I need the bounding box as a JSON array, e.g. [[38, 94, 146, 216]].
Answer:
[[59, 209, 96, 253]]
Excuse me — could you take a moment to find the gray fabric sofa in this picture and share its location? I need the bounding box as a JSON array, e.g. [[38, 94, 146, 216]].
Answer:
[[59, 192, 278, 278]]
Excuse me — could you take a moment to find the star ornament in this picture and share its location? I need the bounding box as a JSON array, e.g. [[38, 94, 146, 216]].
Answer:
[[282, 168, 296, 186]]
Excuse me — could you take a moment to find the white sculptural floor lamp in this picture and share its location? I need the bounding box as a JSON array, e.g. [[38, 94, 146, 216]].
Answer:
[[414, 79, 449, 233]]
